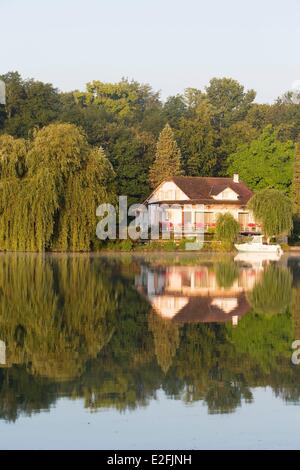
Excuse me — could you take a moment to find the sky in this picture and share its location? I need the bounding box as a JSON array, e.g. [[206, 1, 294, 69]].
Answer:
[[1, 0, 300, 102]]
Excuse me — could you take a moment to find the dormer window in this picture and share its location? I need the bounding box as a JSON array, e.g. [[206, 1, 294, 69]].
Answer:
[[213, 187, 239, 201]]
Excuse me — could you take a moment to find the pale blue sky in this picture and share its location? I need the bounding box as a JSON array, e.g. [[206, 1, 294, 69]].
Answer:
[[1, 0, 300, 102]]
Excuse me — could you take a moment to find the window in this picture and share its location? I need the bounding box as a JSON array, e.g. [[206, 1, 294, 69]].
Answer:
[[195, 212, 203, 224], [184, 211, 192, 224], [204, 212, 214, 225], [238, 212, 249, 228]]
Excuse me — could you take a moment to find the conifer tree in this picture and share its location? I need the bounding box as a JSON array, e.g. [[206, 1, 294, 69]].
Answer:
[[149, 123, 183, 188], [148, 311, 180, 374]]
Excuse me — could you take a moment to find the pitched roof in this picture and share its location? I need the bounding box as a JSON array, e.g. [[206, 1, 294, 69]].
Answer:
[[171, 293, 250, 324], [170, 176, 253, 205]]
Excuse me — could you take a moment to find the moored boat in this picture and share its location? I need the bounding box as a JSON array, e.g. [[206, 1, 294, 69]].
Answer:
[[234, 235, 283, 255]]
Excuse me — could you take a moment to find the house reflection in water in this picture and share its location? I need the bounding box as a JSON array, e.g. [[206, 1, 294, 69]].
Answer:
[[135, 261, 263, 326]]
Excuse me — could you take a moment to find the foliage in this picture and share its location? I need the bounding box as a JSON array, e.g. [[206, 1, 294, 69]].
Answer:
[[149, 123, 183, 188], [0, 123, 116, 251], [215, 213, 240, 245], [176, 99, 217, 176], [0, 71, 60, 138], [205, 77, 256, 128], [228, 126, 295, 193], [1, 71, 300, 236], [247, 188, 293, 238], [106, 126, 155, 204], [75, 79, 161, 124]]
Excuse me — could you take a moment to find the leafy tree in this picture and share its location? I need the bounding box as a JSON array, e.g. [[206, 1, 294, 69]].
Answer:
[[0, 71, 60, 137], [74, 79, 160, 125], [149, 123, 183, 188], [105, 126, 155, 204], [1, 70, 300, 209], [0, 123, 116, 251], [59, 92, 110, 147], [217, 121, 258, 174], [228, 126, 295, 193], [206, 77, 256, 128], [215, 213, 240, 245], [245, 103, 272, 130], [247, 188, 293, 240], [177, 100, 216, 176], [163, 95, 187, 128]]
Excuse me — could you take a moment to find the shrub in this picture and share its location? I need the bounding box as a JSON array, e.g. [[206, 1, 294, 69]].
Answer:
[[215, 213, 240, 246]]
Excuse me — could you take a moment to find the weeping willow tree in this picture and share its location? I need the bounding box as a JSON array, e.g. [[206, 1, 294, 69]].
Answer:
[[0, 135, 28, 250], [247, 264, 292, 315], [148, 311, 180, 374], [0, 123, 116, 251], [247, 188, 293, 241], [0, 254, 118, 380]]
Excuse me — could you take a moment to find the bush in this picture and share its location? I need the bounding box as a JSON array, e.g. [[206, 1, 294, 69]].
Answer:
[[210, 240, 234, 252], [102, 239, 134, 251], [215, 213, 240, 246]]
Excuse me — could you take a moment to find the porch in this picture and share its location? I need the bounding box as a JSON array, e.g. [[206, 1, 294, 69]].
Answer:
[[148, 204, 260, 235]]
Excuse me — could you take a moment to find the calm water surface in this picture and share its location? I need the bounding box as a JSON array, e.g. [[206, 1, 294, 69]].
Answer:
[[0, 252, 300, 449]]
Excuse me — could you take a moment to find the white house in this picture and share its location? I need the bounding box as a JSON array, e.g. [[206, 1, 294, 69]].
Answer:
[[145, 174, 259, 234], [135, 262, 262, 325]]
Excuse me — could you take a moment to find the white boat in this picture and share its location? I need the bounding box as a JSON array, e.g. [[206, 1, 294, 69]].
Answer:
[[234, 252, 282, 269], [234, 235, 283, 255]]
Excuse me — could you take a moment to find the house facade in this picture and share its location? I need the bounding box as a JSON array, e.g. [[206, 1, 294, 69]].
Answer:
[[135, 261, 262, 325], [145, 174, 259, 234]]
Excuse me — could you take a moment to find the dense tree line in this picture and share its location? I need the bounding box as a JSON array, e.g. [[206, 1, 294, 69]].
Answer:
[[1, 71, 300, 249], [1, 72, 300, 195]]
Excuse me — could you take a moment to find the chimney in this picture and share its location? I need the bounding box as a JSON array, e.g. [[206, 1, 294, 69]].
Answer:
[[233, 173, 239, 183]]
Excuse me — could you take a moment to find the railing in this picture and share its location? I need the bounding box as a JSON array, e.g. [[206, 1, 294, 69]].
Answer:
[[160, 222, 261, 234], [240, 224, 261, 233]]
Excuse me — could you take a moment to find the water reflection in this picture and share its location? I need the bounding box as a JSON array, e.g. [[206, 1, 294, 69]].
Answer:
[[135, 260, 260, 325], [0, 253, 299, 421]]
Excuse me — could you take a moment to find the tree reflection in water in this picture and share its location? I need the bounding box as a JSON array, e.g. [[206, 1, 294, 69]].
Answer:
[[0, 253, 299, 421]]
